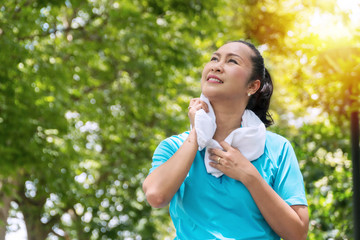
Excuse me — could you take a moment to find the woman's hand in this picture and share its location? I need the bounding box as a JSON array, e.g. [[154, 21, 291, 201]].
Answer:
[[208, 141, 256, 182], [209, 141, 309, 240], [188, 98, 209, 127]]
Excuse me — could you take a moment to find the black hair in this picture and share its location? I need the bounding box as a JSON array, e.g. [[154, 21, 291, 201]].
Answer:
[[231, 40, 274, 127]]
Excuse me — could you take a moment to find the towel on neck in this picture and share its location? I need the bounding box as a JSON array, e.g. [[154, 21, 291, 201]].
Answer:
[[193, 94, 266, 178]]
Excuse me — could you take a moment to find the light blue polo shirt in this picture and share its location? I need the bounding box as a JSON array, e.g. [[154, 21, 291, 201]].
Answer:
[[149, 131, 307, 240]]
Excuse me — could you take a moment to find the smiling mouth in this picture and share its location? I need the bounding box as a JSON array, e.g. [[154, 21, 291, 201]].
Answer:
[[207, 77, 224, 83]]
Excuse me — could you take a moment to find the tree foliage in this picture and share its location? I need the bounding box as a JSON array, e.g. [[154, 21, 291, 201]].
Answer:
[[1, 0, 221, 239], [0, 0, 359, 239]]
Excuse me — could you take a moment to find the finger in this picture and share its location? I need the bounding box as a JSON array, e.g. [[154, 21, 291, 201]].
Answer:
[[208, 148, 223, 157], [190, 98, 199, 103], [192, 103, 204, 112], [189, 99, 205, 110], [200, 101, 209, 112], [219, 141, 232, 151], [188, 102, 201, 111], [189, 98, 199, 107], [209, 161, 223, 169], [208, 154, 221, 163]]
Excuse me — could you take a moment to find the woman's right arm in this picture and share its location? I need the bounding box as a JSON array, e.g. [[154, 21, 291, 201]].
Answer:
[[142, 128, 198, 208], [143, 98, 207, 208]]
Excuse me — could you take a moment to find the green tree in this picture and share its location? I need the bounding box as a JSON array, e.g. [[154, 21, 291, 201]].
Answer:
[[1, 0, 359, 239], [222, 0, 359, 238], [0, 0, 224, 239]]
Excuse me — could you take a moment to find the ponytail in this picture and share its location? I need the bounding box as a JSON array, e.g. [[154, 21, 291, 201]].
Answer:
[[246, 68, 274, 127], [231, 40, 274, 127]]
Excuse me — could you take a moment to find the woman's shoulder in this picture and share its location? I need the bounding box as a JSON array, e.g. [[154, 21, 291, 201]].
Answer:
[[160, 131, 190, 149], [265, 131, 290, 145], [264, 131, 294, 159]]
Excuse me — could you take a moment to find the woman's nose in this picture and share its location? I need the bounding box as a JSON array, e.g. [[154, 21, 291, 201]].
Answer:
[[211, 61, 224, 72]]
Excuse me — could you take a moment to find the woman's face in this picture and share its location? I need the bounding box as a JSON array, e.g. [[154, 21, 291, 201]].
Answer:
[[201, 42, 254, 100]]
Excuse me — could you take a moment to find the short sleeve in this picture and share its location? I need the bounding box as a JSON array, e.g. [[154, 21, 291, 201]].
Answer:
[[149, 140, 177, 174], [273, 141, 308, 206], [149, 133, 188, 174]]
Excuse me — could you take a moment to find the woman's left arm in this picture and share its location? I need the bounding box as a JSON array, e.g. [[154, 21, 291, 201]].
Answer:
[[209, 141, 309, 240]]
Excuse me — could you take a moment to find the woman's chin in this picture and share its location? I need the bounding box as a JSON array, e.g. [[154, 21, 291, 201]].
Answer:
[[201, 88, 224, 99]]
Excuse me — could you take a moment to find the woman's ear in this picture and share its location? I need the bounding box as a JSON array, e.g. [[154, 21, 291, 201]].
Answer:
[[248, 79, 261, 95]]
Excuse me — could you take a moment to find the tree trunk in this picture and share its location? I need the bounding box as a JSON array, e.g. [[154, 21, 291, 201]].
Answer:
[[0, 192, 12, 240], [0, 178, 15, 240], [17, 179, 51, 240], [351, 111, 360, 240], [20, 201, 50, 240]]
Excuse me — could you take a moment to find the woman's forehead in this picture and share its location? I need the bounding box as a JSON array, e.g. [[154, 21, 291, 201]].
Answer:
[[217, 42, 253, 56], [214, 42, 253, 65]]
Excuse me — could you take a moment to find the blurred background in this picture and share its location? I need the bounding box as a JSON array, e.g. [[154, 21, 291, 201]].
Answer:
[[0, 0, 359, 239]]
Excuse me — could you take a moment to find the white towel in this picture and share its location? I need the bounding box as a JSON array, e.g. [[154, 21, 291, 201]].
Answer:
[[193, 94, 266, 178]]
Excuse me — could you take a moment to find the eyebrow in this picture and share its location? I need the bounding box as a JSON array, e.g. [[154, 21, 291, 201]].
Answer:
[[213, 52, 245, 62]]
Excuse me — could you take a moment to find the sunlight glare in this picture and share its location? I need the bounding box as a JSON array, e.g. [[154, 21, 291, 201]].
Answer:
[[337, 0, 360, 23], [308, 0, 360, 41], [309, 10, 351, 40]]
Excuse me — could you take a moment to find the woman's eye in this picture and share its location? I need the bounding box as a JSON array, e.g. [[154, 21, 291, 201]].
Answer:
[[229, 59, 238, 64], [210, 57, 218, 61]]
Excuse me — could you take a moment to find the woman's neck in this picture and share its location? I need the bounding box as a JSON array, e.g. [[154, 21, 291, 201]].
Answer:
[[210, 98, 246, 142]]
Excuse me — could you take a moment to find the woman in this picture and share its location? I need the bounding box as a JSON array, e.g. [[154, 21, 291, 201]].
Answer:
[[142, 40, 309, 240]]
